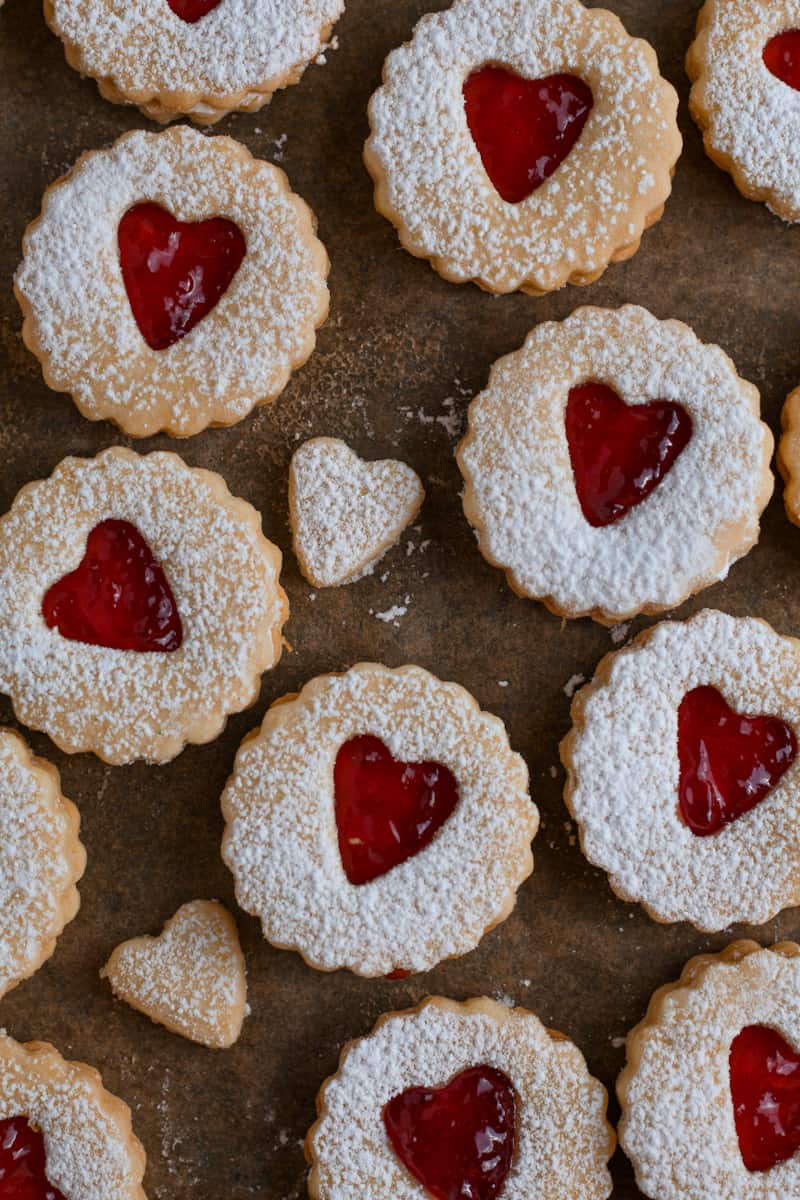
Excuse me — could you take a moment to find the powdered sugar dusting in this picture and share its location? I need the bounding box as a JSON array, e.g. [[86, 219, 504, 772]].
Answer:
[[563, 610, 800, 930], [15, 127, 329, 437], [221, 664, 537, 976], [0, 448, 287, 764], [0, 732, 84, 998], [309, 999, 613, 1198], [458, 306, 772, 623], [366, 0, 680, 293], [47, 0, 345, 111], [102, 901, 246, 1049], [620, 946, 800, 1197], [688, 0, 800, 222], [290, 439, 424, 588], [0, 1035, 145, 1200]]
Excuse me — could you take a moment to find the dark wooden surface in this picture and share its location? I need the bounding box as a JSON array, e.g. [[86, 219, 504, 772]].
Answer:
[[1, 2, 799, 1196]]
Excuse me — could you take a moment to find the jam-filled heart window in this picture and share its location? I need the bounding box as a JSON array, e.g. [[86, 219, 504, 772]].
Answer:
[[118, 202, 246, 351], [334, 735, 459, 884], [463, 65, 594, 204], [165, 0, 223, 23], [764, 30, 800, 91], [0, 1116, 66, 1200], [730, 1024, 800, 1173], [383, 1064, 517, 1200]]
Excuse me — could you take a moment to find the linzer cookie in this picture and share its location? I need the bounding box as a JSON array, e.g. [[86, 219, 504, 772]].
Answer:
[[0, 729, 84, 999], [0, 448, 288, 765], [619, 941, 800, 1199], [44, 0, 345, 124], [778, 384, 800, 525], [0, 1032, 147, 1200], [457, 306, 773, 624], [688, 1, 800, 222], [221, 664, 537, 976], [562, 610, 800, 931], [289, 438, 425, 587], [307, 997, 615, 1200], [15, 127, 329, 438], [102, 901, 247, 1049], [365, 0, 680, 294]]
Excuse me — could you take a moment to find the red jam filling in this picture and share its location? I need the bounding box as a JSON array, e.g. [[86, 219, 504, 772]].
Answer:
[[384, 1065, 516, 1200], [764, 30, 800, 91], [730, 1025, 800, 1173], [118, 202, 246, 351], [463, 65, 593, 204], [166, 0, 222, 22], [678, 686, 797, 837], [0, 1117, 65, 1200], [42, 519, 183, 653], [565, 382, 692, 527], [334, 735, 459, 885]]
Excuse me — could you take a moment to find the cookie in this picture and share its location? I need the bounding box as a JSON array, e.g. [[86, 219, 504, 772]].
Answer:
[[307, 996, 615, 1200], [102, 900, 247, 1049], [562, 609, 800, 931], [777, 383, 800, 525], [365, 0, 680, 294], [457, 305, 773, 624], [0, 728, 84, 999], [687, 0, 800, 223], [44, 0, 345, 124], [221, 664, 537, 976], [15, 127, 329, 438], [289, 438, 425, 588], [0, 447, 288, 764], [0, 1033, 147, 1200], [618, 940, 800, 1198]]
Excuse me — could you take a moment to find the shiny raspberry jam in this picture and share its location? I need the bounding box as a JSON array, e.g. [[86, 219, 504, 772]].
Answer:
[[42, 519, 183, 653], [764, 30, 800, 91], [730, 1025, 800, 1173], [118, 203, 246, 351], [678, 686, 797, 836], [463, 65, 593, 203], [166, 0, 222, 21], [334, 735, 459, 885], [565, 382, 692, 527], [384, 1065, 516, 1200], [0, 1117, 65, 1200]]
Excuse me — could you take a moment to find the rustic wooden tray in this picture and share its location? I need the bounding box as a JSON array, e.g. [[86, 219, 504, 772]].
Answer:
[[2, 2, 799, 1196]]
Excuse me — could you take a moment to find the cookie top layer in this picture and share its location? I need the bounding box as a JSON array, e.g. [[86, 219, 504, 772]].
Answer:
[[221, 663, 537, 975], [366, 0, 680, 293], [458, 306, 772, 624], [562, 610, 800, 930]]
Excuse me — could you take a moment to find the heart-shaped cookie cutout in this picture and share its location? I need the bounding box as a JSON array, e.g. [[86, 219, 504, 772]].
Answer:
[[764, 30, 800, 92], [42, 518, 182, 653], [289, 438, 425, 588], [566, 381, 692, 527], [463, 65, 594, 204], [118, 202, 246, 351], [101, 901, 246, 1048], [730, 1024, 800, 1172], [0, 1117, 65, 1200], [678, 686, 797, 836], [383, 1065, 516, 1200], [166, 0, 222, 22], [335, 735, 459, 885]]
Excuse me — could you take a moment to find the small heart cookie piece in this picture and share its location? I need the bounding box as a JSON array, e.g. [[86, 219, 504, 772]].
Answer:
[[101, 900, 246, 1049], [289, 438, 424, 588]]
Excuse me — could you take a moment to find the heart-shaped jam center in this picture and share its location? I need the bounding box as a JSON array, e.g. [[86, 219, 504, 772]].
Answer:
[[384, 1065, 516, 1200], [166, 0, 222, 22], [565, 382, 692, 527], [764, 30, 800, 91], [678, 686, 797, 837], [463, 65, 593, 204], [730, 1025, 800, 1173], [334, 735, 459, 885], [0, 1117, 65, 1200], [42, 519, 183, 653], [118, 202, 245, 351]]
